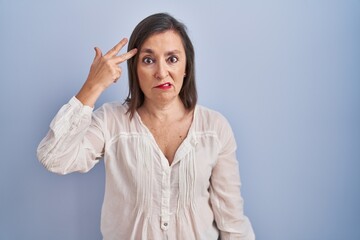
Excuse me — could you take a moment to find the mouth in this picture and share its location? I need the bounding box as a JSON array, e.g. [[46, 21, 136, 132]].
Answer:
[[155, 82, 172, 89]]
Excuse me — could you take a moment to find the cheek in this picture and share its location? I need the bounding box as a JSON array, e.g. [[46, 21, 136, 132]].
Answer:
[[136, 65, 143, 78], [172, 62, 186, 78], [136, 67, 153, 92], [175, 67, 186, 81], [136, 67, 147, 84], [137, 65, 153, 79]]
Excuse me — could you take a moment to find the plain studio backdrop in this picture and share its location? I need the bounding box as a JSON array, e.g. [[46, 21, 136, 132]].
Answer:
[[0, 0, 359, 239]]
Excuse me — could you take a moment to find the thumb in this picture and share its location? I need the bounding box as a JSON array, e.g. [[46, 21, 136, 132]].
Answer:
[[93, 47, 102, 61]]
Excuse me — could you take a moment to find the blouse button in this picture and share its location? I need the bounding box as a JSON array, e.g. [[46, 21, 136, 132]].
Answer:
[[163, 222, 168, 227]]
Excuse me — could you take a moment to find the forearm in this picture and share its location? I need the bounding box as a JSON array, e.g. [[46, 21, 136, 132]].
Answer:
[[210, 155, 255, 240], [76, 82, 105, 108]]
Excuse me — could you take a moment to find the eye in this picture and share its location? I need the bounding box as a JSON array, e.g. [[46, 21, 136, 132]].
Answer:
[[142, 57, 154, 64], [168, 56, 179, 64]]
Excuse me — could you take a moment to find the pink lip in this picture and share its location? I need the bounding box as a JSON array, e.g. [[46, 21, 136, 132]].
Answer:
[[155, 82, 172, 90]]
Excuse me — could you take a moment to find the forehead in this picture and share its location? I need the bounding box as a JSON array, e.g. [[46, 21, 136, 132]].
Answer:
[[140, 30, 185, 53]]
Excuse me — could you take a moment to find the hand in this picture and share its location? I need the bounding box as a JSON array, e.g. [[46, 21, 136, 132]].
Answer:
[[87, 38, 137, 89], [76, 38, 137, 106]]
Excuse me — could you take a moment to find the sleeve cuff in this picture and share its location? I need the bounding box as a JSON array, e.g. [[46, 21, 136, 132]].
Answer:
[[70, 96, 94, 115]]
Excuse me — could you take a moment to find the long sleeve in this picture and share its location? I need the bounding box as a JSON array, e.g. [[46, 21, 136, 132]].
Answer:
[[209, 117, 255, 240], [37, 97, 105, 175]]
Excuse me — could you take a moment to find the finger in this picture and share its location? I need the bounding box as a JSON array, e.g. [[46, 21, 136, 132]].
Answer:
[[105, 38, 128, 57], [113, 48, 138, 64], [93, 47, 102, 61]]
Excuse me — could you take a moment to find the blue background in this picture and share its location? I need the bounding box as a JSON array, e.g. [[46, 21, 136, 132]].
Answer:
[[1, 0, 359, 239]]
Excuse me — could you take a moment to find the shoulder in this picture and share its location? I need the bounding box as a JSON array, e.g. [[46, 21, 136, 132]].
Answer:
[[98, 101, 128, 114], [194, 104, 237, 151], [195, 105, 231, 129], [93, 101, 130, 124]]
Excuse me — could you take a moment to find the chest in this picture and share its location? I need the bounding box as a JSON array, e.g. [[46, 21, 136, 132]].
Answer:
[[105, 132, 221, 188], [148, 120, 192, 165]]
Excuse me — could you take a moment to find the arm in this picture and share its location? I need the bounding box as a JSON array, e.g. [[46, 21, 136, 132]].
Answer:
[[37, 38, 137, 174], [210, 118, 255, 240]]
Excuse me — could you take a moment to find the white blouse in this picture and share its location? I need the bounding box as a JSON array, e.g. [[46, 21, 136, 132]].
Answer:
[[37, 97, 255, 240]]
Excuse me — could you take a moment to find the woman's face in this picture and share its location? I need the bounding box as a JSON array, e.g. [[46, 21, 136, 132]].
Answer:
[[137, 30, 186, 105]]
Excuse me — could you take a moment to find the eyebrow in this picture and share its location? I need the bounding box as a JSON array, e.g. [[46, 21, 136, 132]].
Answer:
[[140, 48, 182, 55]]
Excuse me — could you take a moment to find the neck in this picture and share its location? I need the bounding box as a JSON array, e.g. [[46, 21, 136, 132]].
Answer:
[[140, 97, 186, 122]]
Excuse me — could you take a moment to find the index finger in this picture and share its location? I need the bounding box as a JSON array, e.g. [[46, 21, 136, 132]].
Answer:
[[105, 38, 128, 57], [113, 48, 138, 64]]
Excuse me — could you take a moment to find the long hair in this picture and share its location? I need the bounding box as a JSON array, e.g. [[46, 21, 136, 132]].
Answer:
[[125, 13, 197, 119]]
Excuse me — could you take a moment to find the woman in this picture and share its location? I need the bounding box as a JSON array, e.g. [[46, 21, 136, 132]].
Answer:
[[37, 13, 255, 240]]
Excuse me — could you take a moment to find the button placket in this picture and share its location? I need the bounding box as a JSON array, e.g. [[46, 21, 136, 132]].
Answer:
[[160, 166, 171, 230]]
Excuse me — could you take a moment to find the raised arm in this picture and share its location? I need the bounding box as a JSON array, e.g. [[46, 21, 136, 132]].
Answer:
[[37, 39, 137, 174]]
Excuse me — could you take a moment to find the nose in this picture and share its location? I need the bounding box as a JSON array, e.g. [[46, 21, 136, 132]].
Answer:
[[154, 59, 169, 80]]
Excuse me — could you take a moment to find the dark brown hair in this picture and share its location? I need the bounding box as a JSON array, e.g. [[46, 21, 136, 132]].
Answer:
[[125, 13, 197, 119]]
